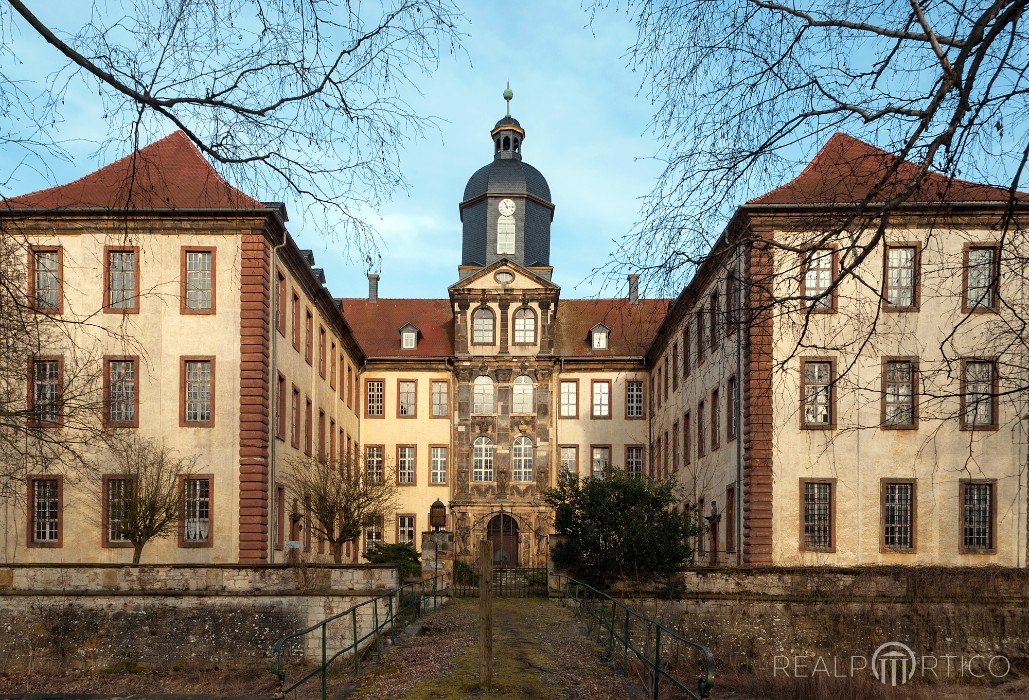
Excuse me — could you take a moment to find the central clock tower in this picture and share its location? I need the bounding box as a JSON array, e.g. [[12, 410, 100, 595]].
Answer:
[[458, 87, 555, 278]]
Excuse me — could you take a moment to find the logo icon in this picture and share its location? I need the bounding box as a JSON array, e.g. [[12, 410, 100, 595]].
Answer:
[[871, 642, 917, 686]]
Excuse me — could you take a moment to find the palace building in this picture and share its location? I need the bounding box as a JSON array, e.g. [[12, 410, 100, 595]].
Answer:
[[2, 100, 1027, 568]]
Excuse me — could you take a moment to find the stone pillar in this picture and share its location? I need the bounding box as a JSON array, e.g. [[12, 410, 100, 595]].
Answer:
[[547, 532, 567, 596], [421, 531, 455, 582]]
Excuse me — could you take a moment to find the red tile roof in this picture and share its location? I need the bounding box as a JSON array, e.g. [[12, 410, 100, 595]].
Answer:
[[553, 299, 669, 358], [749, 133, 1025, 206], [3, 131, 264, 210], [339, 298, 455, 358]]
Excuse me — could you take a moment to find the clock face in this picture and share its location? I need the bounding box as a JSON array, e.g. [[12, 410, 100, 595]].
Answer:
[[498, 198, 516, 217]]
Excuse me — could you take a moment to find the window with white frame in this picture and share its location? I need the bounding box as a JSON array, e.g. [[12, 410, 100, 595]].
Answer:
[[397, 446, 415, 484], [804, 249, 834, 310], [965, 247, 998, 309], [32, 249, 60, 310], [366, 380, 384, 416], [31, 478, 59, 544], [32, 359, 60, 423], [365, 446, 384, 484], [885, 246, 916, 308], [884, 360, 916, 426], [431, 446, 447, 484], [497, 215, 516, 254], [591, 446, 611, 479], [472, 437, 494, 482], [431, 381, 449, 417], [107, 359, 136, 424], [184, 250, 213, 310], [107, 249, 137, 310], [398, 380, 416, 417], [626, 445, 644, 479], [962, 482, 994, 551], [512, 375, 534, 414], [512, 437, 534, 482], [559, 381, 577, 417], [364, 515, 383, 552], [802, 361, 833, 427], [513, 308, 536, 343], [883, 482, 914, 550], [473, 375, 495, 414], [560, 446, 577, 475], [184, 360, 212, 424], [591, 381, 610, 418], [472, 308, 495, 344], [963, 361, 996, 427], [626, 380, 644, 418], [183, 477, 211, 543], [591, 327, 609, 349], [106, 477, 132, 544], [398, 515, 416, 544], [401, 330, 417, 349]]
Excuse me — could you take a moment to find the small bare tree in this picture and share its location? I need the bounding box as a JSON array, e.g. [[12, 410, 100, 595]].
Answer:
[[88, 433, 199, 564], [283, 454, 396, 564]]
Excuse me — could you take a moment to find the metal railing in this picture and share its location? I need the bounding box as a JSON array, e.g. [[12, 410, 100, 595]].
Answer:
[[554, 575, 715, 699], [271, 572, 449, 699], [452, 565, 549, 597]]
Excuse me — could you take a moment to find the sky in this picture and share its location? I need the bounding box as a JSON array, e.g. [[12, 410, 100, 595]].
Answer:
[[0, 1, 667, 301]]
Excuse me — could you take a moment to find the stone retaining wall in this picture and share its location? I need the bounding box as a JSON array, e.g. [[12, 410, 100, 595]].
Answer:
[[0, 564, 399, 673]]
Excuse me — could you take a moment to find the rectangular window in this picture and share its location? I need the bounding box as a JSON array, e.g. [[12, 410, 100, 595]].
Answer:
[[591, 446, 611, 479], [696, 313, 705, 363], [711, 388, 720, 449], [182, 477, 212, 545], [684, 412, 691, 465], [626, 380, 644, 418], [725, 485, 736, 553], [626, 445, 644, 479], [885, 245, 917, 309], [329, 418, 336, 462], [662, 431, 669, 476], [882, 360, 917, 427], [182, 248, 214, 312], [560, 381, 578, 418], [708, 290, 719, 349], [398, 380, 417, 417], [276, 374, 286, 439], [347, 365, 354, 409], [431, 446, 447, 484], [591, 380, 610, 418], [961, 481, 995, 553], [725, 272, 738, 334], [964, 245, 999, 311], [801, 480, 834, 552], [105, 357, 137, 427], [29, 477, 61, 545], [291, 386, 300, 448], [801, 359, 834, 428], [497, 216, 516, 254], [431, 381, 449, 417], [663, 363, 670, 402], [882, 481, 914, 551], [304, 399, 313, 455], [365, 446, 384, 484], [319, 327, 327, 377], [653, 437, 662, 479], [364, 515, 383, 553], [330, 342, 337, 390], [726, 376, 738, 440], [803, 248, 835, 311], [317, 409, 326, 459], [962, 360, 997, 429], [398, 515, 416, 545], [682, 326, 690, 377], [697, 401, 705, 458], [671, 423, 680, 473], [105, 477, 132, 545], [366, 379, 384, 417], [30, 247, 61, 312], [30, 357, 61, 425], [275, 485, 285, 551], [397, 446, 415, 485], [276, 271, 287, 335], [560, 446, 578, 475], [105, 247, 138, 312], [182, 358, 214, 426], [671, 342, 679, 391], [292, 292, 301, 349], [305, 311, 314, 365]]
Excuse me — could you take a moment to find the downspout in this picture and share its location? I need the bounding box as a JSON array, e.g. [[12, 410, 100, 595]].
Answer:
[[267, 222, 288, 564]]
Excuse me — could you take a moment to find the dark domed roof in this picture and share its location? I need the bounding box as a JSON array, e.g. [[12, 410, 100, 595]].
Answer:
[[462, 159, 551, 202], [493, 115, 522, 131]]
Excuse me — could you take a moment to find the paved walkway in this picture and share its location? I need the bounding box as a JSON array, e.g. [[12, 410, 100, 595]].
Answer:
[[347, 597, 639, 700]]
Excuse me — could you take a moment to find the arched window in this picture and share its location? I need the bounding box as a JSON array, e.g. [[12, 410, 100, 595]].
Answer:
[[512, 437, 533, 482], [495, 138, 501, 152], [502, 136, 510, 150], [473, 437, 494, 482], [513, 307, 536, 344], [513, 138, 520, 152], [512, 375, 534, 414], [472, 308, 495, 345], [473, 375, 495, 414]]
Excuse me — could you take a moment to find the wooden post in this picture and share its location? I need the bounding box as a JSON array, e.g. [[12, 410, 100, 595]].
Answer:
[[478, 539, 493, 690]]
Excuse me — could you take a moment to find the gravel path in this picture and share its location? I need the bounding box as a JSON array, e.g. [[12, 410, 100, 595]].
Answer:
[[348, 597, 639, 700]]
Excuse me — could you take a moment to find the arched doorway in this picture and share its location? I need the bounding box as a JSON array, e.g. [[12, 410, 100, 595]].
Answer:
[[486, 514, 519, 568]]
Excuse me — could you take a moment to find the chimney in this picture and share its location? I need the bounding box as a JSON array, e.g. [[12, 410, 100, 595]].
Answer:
[[367, 273, 380, 302], [627, 274, 640, 304]]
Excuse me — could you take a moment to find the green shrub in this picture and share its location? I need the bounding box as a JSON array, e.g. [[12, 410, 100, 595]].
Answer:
[[365, 542, 422, 579], [454, 559, 479, 585]]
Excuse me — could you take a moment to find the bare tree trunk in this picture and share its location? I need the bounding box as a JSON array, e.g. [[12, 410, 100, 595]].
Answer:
[[331, 541, 343, 564], [132, 541, 144, 565]]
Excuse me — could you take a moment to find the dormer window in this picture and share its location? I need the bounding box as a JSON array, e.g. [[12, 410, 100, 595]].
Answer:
[[590, 324, 611, 350], [399, 323, 419, 350]]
